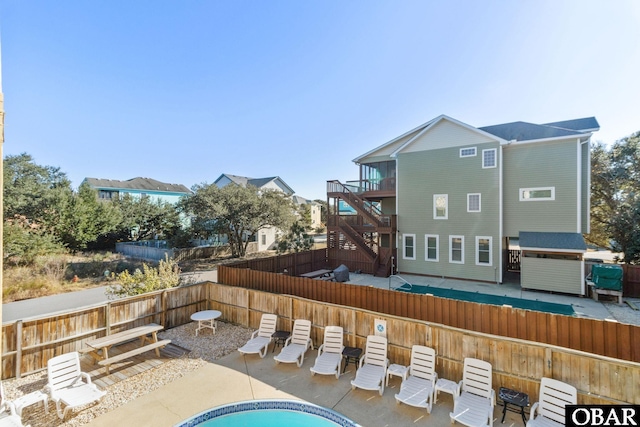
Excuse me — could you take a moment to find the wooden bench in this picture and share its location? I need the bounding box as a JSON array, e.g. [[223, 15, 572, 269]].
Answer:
[[84, 323, 171, 374], [586, 280, 623, 305]]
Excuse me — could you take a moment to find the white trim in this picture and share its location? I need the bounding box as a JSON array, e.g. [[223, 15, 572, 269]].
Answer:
[[459, 147, 477, 158], [425, 234, 439, 262], [482, 148, 497, 168], [403, 234, 416, 260], [475, 236, 492, 266], [503, 133, 594, 146], [498, 146, 503, 282], [586, 139, 591, 234], [467, 193, 481, 212], [449, 235, 464, 264], [576, 139, 581, 233], [519, 187, 555, 201], [433, 194, 448, 219]]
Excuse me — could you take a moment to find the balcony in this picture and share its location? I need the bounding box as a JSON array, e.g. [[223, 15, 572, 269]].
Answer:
[[344, 178, 396, 199]]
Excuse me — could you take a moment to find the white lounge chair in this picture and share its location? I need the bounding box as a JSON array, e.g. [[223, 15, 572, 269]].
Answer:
[[238, 313, 278, 358], [350, 335, 388, 396], [527, 378, 577, 427], [45, 352, 106, 419], [310, 326, 344, 379], [395, 345, 437, 413], [0, 383, 28, 427], [274, 319, 313, 367], [450, 357, 495, 427]]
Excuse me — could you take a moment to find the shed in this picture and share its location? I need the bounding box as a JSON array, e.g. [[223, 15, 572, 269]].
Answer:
[[519, 231, 586, 296]]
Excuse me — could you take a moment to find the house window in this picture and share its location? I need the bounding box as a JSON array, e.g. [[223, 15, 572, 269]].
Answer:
[[403, 234, 416, 260], [98, 190, 113, 200], [520, 187, 555, 201], [261, 234, 266, 245], [482, 149, 497, 168], [449, 235, 464, 264], [460, 147, 477, 158], [425, 234, 439, 262], [467, 193, 481, 212], [476, 236, 492, 266], [433, 194, 448, 219]]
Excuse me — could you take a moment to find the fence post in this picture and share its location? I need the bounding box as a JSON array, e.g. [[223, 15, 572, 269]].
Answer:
[[544, 347, 553, 377], [15, 320, 22, 379], [105, 303, 111, 335], [161, 290, 167, 327]]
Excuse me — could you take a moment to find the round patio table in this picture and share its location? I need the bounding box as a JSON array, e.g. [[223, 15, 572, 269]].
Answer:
[[191, 310, 222, 336]]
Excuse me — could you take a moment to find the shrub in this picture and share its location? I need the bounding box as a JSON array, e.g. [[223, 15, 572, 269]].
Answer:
[[107, 256, 181, 298]]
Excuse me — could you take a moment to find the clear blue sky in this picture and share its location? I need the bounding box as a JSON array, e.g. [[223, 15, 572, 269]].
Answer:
[[2, 1, 639, 200]]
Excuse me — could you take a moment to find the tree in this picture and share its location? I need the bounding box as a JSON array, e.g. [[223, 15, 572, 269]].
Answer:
[[181, 183, 295, 257], [4, 153, 73, 230], [106, 256, 181, 298], [3, 215, 65, 265], [276, 220, 314, 254], [110, 193, 182, 242], [588, 133, 640, 263], [54, 182, 122, 251]]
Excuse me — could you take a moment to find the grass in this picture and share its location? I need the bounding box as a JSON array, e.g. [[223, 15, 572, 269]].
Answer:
[[2, 252, 147, 303]]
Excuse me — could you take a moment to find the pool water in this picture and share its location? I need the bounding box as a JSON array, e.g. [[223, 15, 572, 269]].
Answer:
[[198, 410, 340, 426], [176, 400, 360, 427]]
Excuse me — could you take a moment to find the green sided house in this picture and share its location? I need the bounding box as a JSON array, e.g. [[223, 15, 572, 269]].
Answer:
[[327, 115, 599, 295]]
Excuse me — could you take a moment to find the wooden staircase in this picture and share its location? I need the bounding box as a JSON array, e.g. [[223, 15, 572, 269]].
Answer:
[[327, 180, 396, 276]]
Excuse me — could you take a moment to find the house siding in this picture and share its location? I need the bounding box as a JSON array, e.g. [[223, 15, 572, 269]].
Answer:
[[521, 257, 584, 295], [396, 135, 500, 282], [401, 120, 495, 153], [503, 139, 579, 236]]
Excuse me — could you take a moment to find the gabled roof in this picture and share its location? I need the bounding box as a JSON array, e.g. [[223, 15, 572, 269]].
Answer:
[[353, 115, 600, 163], [479, 117, 599, 142], [84, 177, 191, 194], [519, 231, 587, 253], [292, 195, 318, 205], [214, 173, 295, 195]]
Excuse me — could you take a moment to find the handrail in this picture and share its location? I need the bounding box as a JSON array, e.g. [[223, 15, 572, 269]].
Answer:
[[327, 180, 384, 226], [338, 217, 377, 260], [388, 274, 412, 291]]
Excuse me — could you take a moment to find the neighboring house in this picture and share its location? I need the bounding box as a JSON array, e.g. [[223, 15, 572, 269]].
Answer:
[[291, 195, 322, 229], [83, 177, 191, 204], [214, 174, 295, 252], [327, 114, 599, 295]]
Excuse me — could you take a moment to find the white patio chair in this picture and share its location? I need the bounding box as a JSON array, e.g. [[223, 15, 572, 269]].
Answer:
[[527, 378, 577, 427], [0, 382, 28, 427], [350, 335, 389, 396], [45, 352, 106, 419], [310, 326, 344, 379], [450, 357, 495, 427], [274, 319, 313, 367], [395, 345, 438, 413], [238, 313, 278, 358]]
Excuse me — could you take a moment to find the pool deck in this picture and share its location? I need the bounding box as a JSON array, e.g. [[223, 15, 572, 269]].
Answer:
[[85, 271, 638, 427], [87, 347, 527, 427], [347, 272, 617, 321]]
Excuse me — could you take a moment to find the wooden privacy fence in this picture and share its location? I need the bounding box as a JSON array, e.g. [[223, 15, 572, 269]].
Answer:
[[207, 283, 639, 405], [1, 284, 209, 379], [226, 249, 330, 276], [218, 265, 640, 363]]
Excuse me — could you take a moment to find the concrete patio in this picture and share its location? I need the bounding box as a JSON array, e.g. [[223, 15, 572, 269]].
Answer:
[[87, 344, 528, 427]]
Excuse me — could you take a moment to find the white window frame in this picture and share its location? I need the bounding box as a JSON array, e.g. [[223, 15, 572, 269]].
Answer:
[[433, 194, 448, 220], [467, 193, 481, 212], [482, 148, 497, 168], [425, 234, 439, 262], [519, 186, 556, 201], [475, 236, 492, 266], [403, 234, 416, 260], [449, 235, 464, 264], [459, 147, 477, 158]]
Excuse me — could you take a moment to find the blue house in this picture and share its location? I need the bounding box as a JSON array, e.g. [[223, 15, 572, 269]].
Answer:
[[83, 177, 191, 204]]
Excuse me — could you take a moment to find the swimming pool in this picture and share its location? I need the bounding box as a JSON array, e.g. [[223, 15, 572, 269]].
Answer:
[[176, 400, 361, 427]]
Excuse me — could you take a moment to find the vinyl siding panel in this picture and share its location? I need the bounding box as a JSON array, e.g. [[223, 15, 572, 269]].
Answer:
[[503, 139, 579, 236], [397, 138, 500, 282], [401, 120, 495, 153], [521, 257, 584, 295]]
